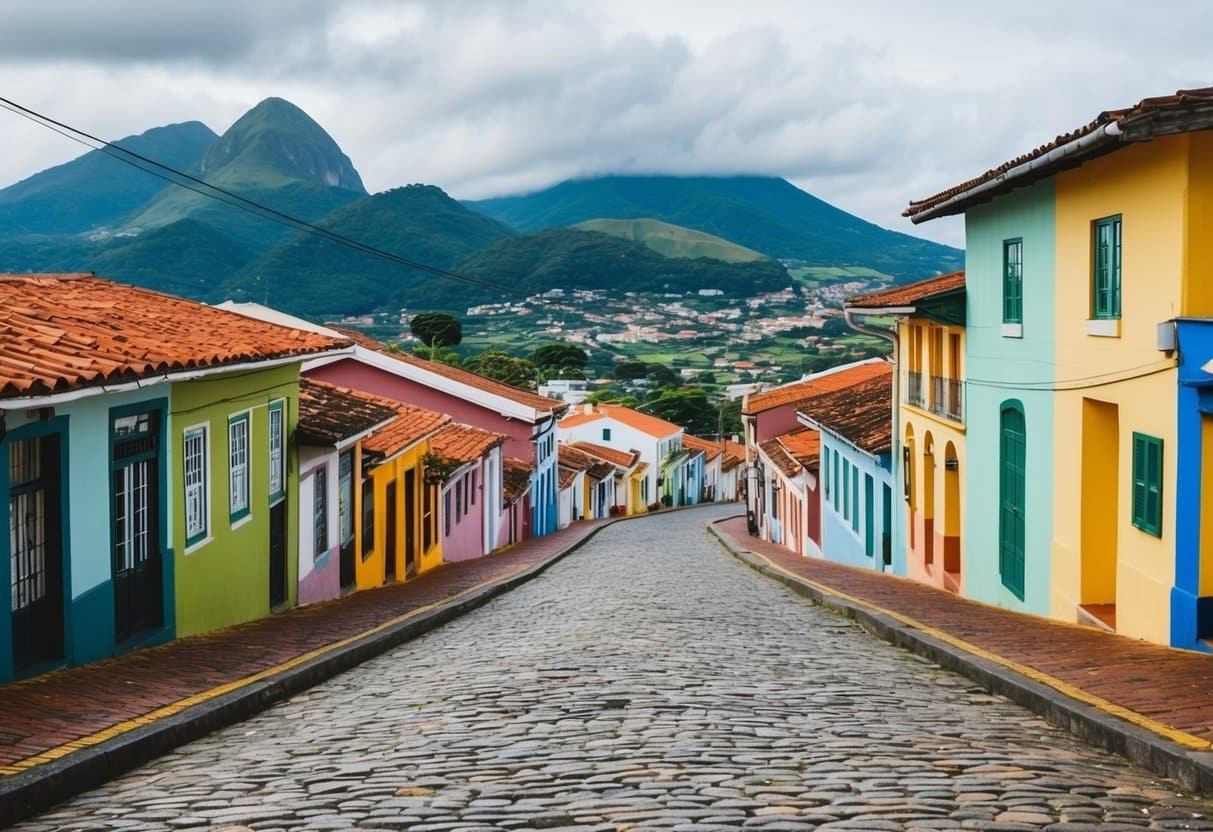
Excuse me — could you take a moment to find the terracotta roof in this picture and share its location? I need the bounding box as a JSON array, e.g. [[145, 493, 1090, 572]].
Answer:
[[778, 428, 821, 471], [297, 379, 396, 446], [847, 271, 965, 309], [429, 423, 506, 466], [742, 360, 889, 416], [682, 434, 723, 462], [503, 457, 535, 504], [558, 444, 615, 480], [558, 467, 580, 490], [905, 87, 1213, 222], [723, 439, 746, 460], [336, 327, 567, 416], [361, 400, 451, 459], [0, 274, 348, 400], [796, 375, 892, 456], [559, 403, 682, 438], [567, 441, 640, 469]]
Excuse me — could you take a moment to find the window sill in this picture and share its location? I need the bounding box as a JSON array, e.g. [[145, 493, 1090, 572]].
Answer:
[[185, 535, 213, 556], [1001, 323, 1023, 339], [1085, 318, 1120, 338], [230, 513, 252, 531]]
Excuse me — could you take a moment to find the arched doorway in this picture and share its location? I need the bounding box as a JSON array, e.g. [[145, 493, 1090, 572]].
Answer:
[[923, 431, 936, 569], [943, 440, 961, 593]]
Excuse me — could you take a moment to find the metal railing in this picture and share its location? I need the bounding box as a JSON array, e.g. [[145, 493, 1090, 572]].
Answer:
[[906, 373, 926, 409], [930, 375, 964, 422]]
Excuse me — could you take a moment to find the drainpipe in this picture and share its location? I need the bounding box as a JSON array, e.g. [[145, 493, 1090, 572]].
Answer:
[[844, 307, 900, 572]]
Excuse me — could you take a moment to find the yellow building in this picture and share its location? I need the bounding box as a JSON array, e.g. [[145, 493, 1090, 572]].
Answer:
[[847, 272, 966, 591]]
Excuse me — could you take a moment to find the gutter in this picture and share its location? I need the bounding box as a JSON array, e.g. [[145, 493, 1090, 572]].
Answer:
[[910, 121, 1123, 224], [0, 346, 354, 411]]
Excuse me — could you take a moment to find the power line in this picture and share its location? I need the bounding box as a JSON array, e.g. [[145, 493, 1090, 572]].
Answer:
[[964, 358, 1177, 391], [0, 95, 522, 298]]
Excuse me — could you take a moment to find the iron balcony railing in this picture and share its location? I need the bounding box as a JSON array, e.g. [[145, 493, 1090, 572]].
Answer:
[[930, 375, 964, 423]]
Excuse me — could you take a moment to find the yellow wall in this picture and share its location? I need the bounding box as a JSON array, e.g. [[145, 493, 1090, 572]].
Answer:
[[899, 317, 966, 593], [354, 441, 440, 590], [1051, 136, 1186, 644]]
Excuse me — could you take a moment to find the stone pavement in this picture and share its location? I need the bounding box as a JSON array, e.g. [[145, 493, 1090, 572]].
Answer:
[[13, 505, 1213, 832], [712, 514, 1213, 797], [0, 516, 610, 825]]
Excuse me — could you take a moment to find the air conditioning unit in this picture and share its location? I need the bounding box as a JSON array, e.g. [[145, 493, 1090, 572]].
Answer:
[[1157, 320, 1177, 353]]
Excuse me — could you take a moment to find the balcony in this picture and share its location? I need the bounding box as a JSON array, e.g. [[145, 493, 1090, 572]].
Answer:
[[930, 375, 964, 423], [906, 373, 926, 409]]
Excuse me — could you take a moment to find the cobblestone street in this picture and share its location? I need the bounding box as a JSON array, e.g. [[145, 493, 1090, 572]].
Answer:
[[16, 507, 1213, 831]]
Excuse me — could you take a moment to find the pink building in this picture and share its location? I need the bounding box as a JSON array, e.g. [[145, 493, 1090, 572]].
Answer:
[[430, 423, 506, 561]]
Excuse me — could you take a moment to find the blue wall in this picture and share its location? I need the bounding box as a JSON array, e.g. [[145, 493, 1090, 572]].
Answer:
[[820, 432, 895, 572], [1174, 318, 1213, 650]]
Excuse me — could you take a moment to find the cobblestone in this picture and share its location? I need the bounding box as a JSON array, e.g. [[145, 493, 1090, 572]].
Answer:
[[14, 507, 1213, 830]]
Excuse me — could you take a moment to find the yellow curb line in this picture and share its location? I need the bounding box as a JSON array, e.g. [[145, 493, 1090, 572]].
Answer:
[[741, 545, 1212, 752], [1, 558, 542, 775]]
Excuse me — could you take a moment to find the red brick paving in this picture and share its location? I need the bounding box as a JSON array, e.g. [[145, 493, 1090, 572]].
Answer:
[[716, 515, 1213, 745], [0, 520, 604, 769]]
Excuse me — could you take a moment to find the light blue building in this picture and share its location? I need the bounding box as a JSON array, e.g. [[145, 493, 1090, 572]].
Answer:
[[798, 370, 899, 573]]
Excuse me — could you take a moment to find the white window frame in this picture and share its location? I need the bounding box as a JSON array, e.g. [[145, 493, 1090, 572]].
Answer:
[[184, 423, 210, 552], [268, 399, 286, 504], [229, 411, 251, 523]]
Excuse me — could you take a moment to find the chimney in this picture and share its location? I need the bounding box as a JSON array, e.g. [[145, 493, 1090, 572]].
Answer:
[[583, 403, 594, 416]]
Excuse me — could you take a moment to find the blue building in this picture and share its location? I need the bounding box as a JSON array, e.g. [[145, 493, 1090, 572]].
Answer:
[[1174, 318, 1213, 651]]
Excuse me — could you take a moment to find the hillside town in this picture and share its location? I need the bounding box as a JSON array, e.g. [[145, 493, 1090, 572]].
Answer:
[[6, 27, 1213, 828]]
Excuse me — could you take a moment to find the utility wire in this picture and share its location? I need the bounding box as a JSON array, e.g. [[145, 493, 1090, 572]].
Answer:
[[0, 95, 522, 298], [963, 358, 1177, 392]]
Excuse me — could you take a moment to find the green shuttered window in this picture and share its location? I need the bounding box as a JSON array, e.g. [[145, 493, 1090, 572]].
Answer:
[[999, 404, 1026, 599], [1131, 432, 1163, 537], [1093, 215, 1122, 320], [1003, 238, 1023, 324]]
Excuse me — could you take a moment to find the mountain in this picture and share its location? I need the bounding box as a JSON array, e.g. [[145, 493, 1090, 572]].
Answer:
[[453, 228, 789, 302], [572, 218, 766, 263], [466, 175, 962, 281], [0, 121, 217, 236], [218, 184, 513, 316], [122, 97, 367, 249]]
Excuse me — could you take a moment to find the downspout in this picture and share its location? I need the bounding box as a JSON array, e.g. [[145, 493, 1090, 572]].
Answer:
[[844, 307, 900, 572]]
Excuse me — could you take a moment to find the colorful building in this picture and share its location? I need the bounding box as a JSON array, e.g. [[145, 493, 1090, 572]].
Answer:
[[557, 404, 684, 510], [798, 370, 897, 572], [566, 441, 644, 515], [846, 273, 965, 591], [431, 423, 507, 562], [0, 275, 348, 681], [754, 428, 821, 556], [501, 457, 535, 546], [906, 86, 1213, 646], [741, 359, 889, 539]]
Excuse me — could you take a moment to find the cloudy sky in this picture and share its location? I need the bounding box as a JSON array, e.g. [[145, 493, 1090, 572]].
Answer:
[[1, 1, 1210, 248]]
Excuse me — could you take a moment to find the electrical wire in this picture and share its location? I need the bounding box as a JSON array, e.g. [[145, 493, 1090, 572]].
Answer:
[[0, 95, 523, 298], [963, 358, 1177, 392]]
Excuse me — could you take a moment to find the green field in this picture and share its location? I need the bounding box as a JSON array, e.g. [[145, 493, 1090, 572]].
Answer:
[[574, 217, 767, 263]]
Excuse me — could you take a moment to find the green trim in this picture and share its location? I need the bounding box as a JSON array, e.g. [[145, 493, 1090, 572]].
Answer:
[[851, 466, 859, 533], [998, 400, 1027, 600], [1003, 238, 1023, 324], [183, 426, 208, 548], [1092, 215, 1122, 320], [1131, 432, 1163, 537], [227, 411, 251, 524]]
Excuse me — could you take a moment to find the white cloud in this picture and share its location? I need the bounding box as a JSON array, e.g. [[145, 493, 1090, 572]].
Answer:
[[2, 0, 1212, 251]]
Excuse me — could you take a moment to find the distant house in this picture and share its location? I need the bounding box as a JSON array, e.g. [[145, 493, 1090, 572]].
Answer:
[[755, 428, 821, 556], [797, 369, 896, 572], [566, 441, 644, 515], [741, 359, 888, 538], [558, 404, 684, 510], [0, 274, 349, 682], [556, 444, 615, 524], [430, 423, 506, 562]]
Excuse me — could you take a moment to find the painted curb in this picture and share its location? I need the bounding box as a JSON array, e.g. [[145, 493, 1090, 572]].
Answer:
[[708, 521, 1213, 796], [0, 517, 624, 827]]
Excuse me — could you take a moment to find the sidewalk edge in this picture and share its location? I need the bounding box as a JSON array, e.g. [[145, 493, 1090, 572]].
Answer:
[[0, 519, 616, 827], [708, 521, 1213, 797]]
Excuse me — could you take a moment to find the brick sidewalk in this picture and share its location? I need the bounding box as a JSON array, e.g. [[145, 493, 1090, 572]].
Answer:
[[0, 519, 606, 776], [714, 515, 1213, 750]]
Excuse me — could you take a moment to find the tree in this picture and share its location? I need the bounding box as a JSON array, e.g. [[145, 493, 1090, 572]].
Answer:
[[464, 350, 538, 390], [646, 363, 680, 386], [614, 360, 649, 380], [409, 311, 462, 349], [531, 342, 588, 376], [411, 344, 462, 366], [641, 387, 717, 435]]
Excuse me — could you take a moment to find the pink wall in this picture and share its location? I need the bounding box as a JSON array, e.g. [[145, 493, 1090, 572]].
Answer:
[[442, 464, 486, 562], [497, 493, 532, 548], [299, 546, 340, 605], [806, 476, 821, 547], [309, 359, 535, 459], [756, 407, 804, 443]]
